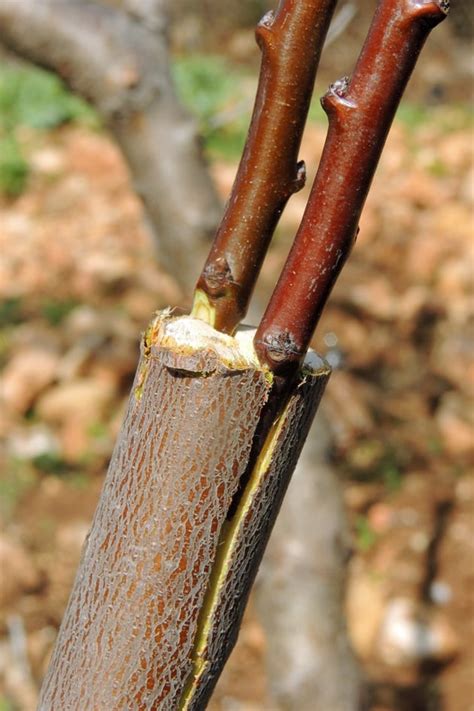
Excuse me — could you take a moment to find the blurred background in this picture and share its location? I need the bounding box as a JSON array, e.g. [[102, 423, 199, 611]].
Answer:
[[0, 1, 472, 709]]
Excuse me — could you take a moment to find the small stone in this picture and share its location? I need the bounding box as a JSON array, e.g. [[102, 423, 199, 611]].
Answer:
[[436, 392, 473, 457], [396, 507, 420, 527], [241, 620, 266, 653], [350, 277, 397, 320], [30, 147, 65, 175], [1, 348, 60, 414], [377, 598, 459, 666], [367, 503, 394, 534], [455, 476, 474, 503], [63, 305, 104, 338], [36, 378, 116, 425], [346, 569, 386, 659], [7, 425, 59, 460], [56, 521, 90, 554], [429, 580, 452, 606], [0, 536, 41, 607], [27, 626, 56, 678], [409, 531, 430, 553], [344, 483, 381, 512]]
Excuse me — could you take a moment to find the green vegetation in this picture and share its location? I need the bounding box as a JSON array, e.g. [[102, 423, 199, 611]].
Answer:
[[33, 452, 70, 476], [396, 102, 473, 131], [0, 297, 24, 327], [345, 437, 403, 493], [381, 462, 402, 493], [172, 54, 251, 160], [355, 515, 377, 552], [0, 458, 37, 520], [0, 65, 98, 196], [0, 65, 97, 131], [41, 298, 79, 326], [1, 59, 471, 192], [0, 134, 29, 196]]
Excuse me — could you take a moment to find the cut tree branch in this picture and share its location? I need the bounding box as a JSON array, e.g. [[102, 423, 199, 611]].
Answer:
[[37, 314, 330, 709], [193, 0, 337, 333], [0, 0, 221, 288], [254, 0, 449, 375]]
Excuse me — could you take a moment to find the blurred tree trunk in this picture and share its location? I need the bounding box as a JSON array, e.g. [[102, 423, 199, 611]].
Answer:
[[256, 409, 363, 710], [0, 0, 222, 289]]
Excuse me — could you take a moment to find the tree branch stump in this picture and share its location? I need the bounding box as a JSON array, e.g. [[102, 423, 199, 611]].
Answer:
[[38, 312, 329, 709]]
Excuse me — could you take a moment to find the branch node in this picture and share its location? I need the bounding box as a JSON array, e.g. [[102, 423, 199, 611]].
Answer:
[[258, 9, 276, 30], [322, 76, 356, 115], [291, 160, 307, 193], [255, 11, 276, 51], [329, 75, 351, 98], [193, 0, 338, 334], [201, 257, 234, 298], [407, 0, 449, 25], [255, 329, 302, 374]]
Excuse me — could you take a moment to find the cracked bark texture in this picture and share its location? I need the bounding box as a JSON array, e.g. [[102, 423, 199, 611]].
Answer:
[[0, 0, 221, 288], [38, 315, 271, 709], [38, 314, 330, 709], [182, 355, 330, 707]]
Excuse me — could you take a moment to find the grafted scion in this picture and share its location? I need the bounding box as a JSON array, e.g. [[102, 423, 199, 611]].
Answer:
[[193, 0, 338, 333], [254, 0, 449, 376]]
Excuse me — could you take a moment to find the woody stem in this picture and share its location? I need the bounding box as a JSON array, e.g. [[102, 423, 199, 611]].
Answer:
[[254, 0, 448, 375], [192, 0, 337, 334]]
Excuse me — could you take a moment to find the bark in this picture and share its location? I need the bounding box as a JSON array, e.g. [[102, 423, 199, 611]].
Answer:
[[38, 312, 329, 709], [194, 0, 337, 333], [255, 0, 449, 374], [0, 0, 222, 288]]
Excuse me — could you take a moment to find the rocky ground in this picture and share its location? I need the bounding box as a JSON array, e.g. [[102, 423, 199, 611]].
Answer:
[[0, 44, 472, 711]]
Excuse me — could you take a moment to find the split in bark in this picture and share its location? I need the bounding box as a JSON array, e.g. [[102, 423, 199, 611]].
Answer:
[[192, 0, 338, 332]]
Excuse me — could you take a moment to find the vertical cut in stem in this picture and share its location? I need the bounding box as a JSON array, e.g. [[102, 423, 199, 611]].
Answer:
[[192, 0, 337, 334], [255, 0, 448, 374]]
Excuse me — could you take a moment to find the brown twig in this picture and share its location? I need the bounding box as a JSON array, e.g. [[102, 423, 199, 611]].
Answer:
[[254, 0, 448, 375], [192, 0, 337, 333]]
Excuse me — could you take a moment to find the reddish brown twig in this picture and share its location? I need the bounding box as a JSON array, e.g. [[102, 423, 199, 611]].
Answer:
[[192, 0, 337, 333], [254, 0, 448, 375]]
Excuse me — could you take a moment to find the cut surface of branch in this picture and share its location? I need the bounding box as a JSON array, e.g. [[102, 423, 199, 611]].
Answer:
[[193, 0, 337, 333], [254, 0, 449, 375]]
